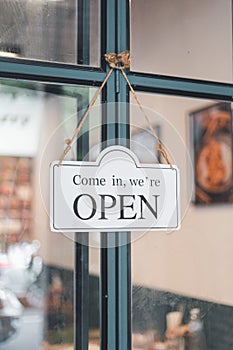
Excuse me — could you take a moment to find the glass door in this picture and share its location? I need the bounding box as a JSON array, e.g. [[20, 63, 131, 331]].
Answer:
[[0, 1, 233, 350], [129, 1, 233, 350]]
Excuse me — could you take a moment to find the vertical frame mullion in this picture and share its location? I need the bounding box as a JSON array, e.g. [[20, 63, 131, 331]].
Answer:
[[116, 1, 131, 350], [77, 0, 90, 65], [74, 94, 90, 350], [74, 234, 89, 350], [116, 0, 130, 145], [100, 0, 118, 350], [100, 1, 132, 350]]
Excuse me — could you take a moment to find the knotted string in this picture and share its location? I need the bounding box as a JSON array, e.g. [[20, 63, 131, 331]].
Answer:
[[59, 51, 173, 169]]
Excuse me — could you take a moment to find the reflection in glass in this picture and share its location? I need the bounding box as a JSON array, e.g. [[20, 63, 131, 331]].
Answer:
[[131, 92, 233, 350], [0, 0, 100, 66], [0, 80, 101, 349]]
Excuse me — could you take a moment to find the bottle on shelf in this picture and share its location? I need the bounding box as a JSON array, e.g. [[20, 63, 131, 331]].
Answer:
[[185, 308, 207, 350]]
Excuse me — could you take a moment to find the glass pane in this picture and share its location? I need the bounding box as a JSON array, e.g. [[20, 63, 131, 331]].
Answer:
[[0, 79, 101, 349], [130, 0, 232, 82], [0, 0, 100, 66], [131, 92, 233, 349]]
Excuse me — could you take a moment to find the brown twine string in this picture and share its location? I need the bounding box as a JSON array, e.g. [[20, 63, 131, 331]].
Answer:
[[59, 51, 173, 169], [118, 66, 173, 169]]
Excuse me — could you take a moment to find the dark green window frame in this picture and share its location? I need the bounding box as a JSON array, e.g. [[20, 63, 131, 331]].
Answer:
[[0, 1, 233, 350]]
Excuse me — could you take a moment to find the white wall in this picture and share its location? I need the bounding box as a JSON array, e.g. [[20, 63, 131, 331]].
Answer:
[[131, 94, 233, 306], [131, 0, 232, 82], [33, 94, 75, 270], [130, 0, 233, 306], [33, 91, 101, 270]]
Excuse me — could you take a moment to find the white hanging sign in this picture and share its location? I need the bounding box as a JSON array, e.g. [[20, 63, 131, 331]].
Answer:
[[50, 146, 180, 232]]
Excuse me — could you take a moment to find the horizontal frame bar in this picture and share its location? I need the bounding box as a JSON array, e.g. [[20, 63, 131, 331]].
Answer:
[[1, 59, 233, 101], [129, 71, 233, 101], [0, 58, 105, 86]]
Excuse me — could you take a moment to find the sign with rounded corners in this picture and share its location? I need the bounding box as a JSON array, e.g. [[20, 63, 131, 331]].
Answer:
[[50, 146, 180, 232]]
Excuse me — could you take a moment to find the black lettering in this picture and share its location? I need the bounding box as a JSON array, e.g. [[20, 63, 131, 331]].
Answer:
[[99, 194, 116, 220], [73, 174, 81, 185], [138, 195, 159, 219], [118, 195, 137, 220], [73, 194, 96, 220]]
